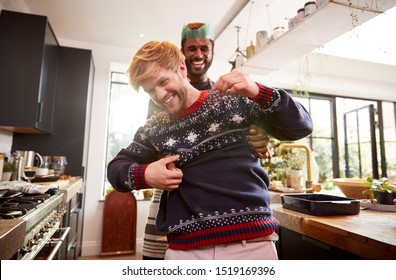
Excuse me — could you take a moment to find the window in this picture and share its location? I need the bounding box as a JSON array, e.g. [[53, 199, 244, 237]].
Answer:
[[295, 93, 396, 183], [294, 95, 337, 182], [103, 71, 150, 198]]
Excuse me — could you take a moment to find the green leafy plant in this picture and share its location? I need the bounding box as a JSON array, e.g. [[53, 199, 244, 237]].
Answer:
[[362, 177, 396, 199], [3, 161, 16, 173], [288, 150, 306, 170]]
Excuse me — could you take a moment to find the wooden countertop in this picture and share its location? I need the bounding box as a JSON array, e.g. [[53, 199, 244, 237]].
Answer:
[[272, 203, 396, 259], [36, 177, 83, 203]]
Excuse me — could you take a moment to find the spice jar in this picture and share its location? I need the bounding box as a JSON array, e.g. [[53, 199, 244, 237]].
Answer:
[[52, 156, 67, 176], [297, 8, 305, 21], [304, 1, 317, 17], [273, 26, 285, 40], [41, 156, 52, 168]]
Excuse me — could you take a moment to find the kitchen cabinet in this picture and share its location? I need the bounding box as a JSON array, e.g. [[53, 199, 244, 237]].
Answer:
[[276, 226, 362, 259], [272, 203, 396, 259], [241, 0, 396, 75], [0, 10, 59, 133], [12, 48, 93, 260], [61, 182, 84, 260], [12, 46, 94, 177]]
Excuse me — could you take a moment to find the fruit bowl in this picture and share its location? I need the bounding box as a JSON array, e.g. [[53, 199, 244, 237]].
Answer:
[[333, 178, 372, 199]]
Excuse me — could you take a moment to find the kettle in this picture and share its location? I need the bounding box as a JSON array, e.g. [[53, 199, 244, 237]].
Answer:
[[14, 150, 43, 168]]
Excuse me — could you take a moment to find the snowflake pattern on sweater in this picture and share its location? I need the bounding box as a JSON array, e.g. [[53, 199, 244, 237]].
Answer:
[[129, 89, 277, 168]]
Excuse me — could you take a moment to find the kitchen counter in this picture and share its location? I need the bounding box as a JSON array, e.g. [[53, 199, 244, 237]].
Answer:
[[272, 203, 396, 259], [56, 177, 83, 203], [0, 178, 83, 259]]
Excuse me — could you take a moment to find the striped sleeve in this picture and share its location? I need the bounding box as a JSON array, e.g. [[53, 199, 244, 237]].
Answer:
[[250, 82, 274, 106]]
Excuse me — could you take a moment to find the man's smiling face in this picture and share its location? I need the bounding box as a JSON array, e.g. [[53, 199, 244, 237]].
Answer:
[[182, 38, 214, 80]]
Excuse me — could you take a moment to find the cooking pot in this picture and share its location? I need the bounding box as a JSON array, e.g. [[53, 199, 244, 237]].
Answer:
[[14, 150, 43, 168]]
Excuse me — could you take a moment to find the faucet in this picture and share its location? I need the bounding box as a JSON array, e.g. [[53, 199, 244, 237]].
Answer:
[[277, 143, 312, 189]]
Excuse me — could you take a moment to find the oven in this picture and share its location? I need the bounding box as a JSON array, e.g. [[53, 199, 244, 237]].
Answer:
[[0, 188, 69, 260]]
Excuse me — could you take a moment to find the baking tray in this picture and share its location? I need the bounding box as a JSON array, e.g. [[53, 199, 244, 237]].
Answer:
[[281, 194, 360, 216]]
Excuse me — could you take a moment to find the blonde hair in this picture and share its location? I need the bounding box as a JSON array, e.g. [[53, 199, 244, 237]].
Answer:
[[127, 41, 185, 91]]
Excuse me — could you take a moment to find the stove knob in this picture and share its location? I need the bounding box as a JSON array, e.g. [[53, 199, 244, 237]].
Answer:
[[20, 245, 32, 253], [28, 239, 38, 247]]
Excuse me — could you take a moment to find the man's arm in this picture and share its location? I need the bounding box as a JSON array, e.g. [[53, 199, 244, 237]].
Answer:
[[213, 70, 313, 141]]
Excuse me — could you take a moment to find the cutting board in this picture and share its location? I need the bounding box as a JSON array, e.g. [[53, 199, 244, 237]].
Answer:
[[35, 179, 70, 189]]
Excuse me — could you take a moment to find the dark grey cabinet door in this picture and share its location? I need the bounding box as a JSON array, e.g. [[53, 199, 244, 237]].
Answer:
[[12, 47, 94, 177], [0, 10, 59, 133]]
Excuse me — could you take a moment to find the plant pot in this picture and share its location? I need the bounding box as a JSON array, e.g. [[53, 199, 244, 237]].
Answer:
[[290, 169, 304, 191], [2, 172, 12, 181], [375, 191, 396, 205]]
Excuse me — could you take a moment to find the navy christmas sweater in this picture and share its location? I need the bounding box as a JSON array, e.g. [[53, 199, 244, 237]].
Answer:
[[107, 85, 313, 249]]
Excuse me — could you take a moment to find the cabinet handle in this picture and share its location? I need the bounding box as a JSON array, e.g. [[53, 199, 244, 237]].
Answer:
[[37, 102, 43, 123]]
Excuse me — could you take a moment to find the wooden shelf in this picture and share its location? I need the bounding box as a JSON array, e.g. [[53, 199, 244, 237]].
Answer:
[[241, 0, 396, 75]]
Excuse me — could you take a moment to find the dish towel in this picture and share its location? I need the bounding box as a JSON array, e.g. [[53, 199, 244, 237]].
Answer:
[[0, 181, 59, 194]]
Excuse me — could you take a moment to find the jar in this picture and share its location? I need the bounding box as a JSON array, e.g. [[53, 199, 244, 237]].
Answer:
[[52, 156, 67, 176], [288, 17, 295, 29], [316, 0, 326, 8], [41, 156, 52, 168], [304, 1, 317, 17], [256, 30, 268, 51], [273, 26, 285, 40]]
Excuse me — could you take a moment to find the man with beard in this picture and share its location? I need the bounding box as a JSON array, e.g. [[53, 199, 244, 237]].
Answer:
[[142, 22, 271, 260], [108, 40, 313, 260]]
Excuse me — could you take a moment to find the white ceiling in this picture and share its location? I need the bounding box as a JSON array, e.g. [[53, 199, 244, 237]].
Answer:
[[2, 0, 396, 66]]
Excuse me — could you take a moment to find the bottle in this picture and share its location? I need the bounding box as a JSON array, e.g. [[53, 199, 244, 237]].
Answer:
[[15, 156, 24, 181], [246, 40, 255, 59]]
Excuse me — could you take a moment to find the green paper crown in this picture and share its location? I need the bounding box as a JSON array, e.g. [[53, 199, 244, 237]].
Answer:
[[181, 23, 214, 40]]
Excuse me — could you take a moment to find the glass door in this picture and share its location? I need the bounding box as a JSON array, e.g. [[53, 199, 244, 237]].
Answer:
[[343, 104, 379, 178]]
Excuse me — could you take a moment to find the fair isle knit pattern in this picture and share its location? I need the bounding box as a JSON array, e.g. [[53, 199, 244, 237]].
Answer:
[[108, 85, 313, 250], [131, 89, 279, 249], [128, 89, 278, 170]]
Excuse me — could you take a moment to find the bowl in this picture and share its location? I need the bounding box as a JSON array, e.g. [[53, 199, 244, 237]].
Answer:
[[333, 178, 372, 199], [36, 167, 49, 176]]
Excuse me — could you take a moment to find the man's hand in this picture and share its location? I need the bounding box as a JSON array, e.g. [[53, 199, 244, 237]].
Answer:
[[212, 70, 259, 99], [248, 124, 271, 159], [145, 154, 183, 191]]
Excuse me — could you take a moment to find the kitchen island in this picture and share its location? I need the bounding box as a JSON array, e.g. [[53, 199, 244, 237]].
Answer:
[[272, 203, 396, 259]]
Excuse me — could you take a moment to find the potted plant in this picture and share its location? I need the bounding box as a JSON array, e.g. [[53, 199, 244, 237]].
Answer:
[[2, 160, 16, 181], [362, 177, 396, 205], [288, 150, 305, 190]]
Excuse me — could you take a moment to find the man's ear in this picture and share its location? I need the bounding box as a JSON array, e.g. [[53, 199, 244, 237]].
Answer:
[[179, 62, 188, 78]]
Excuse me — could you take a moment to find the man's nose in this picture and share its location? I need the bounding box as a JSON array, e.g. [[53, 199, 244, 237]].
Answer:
[[154, 87, 167, 102], [193, 49, 203, 57]]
